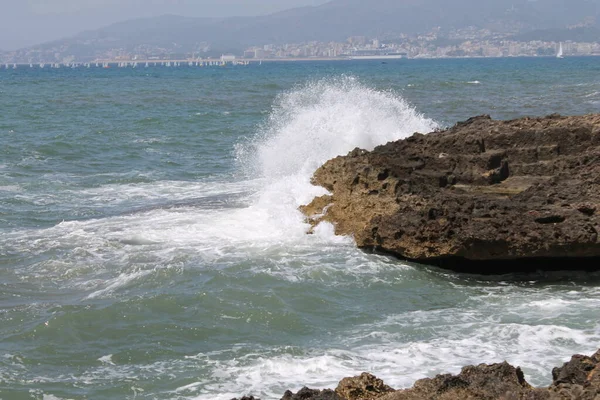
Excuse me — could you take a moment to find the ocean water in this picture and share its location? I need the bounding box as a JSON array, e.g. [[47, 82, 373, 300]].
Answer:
[[1, 58, 600, 400]]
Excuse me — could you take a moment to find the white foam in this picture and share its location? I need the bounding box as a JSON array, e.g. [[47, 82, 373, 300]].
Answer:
[[85, 270, 151, 299], [178, 299, 600, 399], [74, 179, 255, 208], [0, 185, 21, 192], [42, 395, 71, 400], [2, 77, 436, 297], [98, 355, 115, 365], [171, 280, 600, 399], [239, 76, 437, 180], [185, 350, 359, 400]]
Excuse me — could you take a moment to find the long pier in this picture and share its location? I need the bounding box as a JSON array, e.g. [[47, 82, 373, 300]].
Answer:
[[0, 59, 259, 70], [0, 56, 372, 70]]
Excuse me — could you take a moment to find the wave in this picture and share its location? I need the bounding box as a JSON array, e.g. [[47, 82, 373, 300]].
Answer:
[[238, 76, 437, 181], [2, 77, 437, 298]]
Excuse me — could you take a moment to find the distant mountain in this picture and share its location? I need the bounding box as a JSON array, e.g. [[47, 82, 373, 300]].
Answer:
[[7, 0, 600, 61]]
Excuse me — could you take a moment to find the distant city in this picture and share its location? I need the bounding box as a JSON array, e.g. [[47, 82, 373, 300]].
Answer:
[[1, 25, 600, 65], [241, 28, 599, 60]]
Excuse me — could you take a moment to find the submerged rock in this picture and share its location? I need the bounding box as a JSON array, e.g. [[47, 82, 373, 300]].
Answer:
[[231, 397, 261, 400], [301, 114, 600, 273]]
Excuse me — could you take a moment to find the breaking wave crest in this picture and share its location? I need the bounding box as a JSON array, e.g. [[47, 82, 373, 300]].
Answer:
[[238, 76, 438, 181]]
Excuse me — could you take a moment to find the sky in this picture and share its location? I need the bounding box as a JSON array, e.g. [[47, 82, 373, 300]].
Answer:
[[0, 0, 330, 50]]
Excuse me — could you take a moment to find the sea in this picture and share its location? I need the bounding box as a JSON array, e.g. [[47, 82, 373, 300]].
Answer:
[[1, 58, 599, 400]]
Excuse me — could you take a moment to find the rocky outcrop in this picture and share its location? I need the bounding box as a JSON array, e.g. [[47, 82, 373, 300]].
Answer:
[[301, 114, 600, 272], [549, 350, 600, 399], [336, 373, 394, 400], [377, 362, 535, 400], [231, 349, 600, 400], [281, 388, 342, 399]]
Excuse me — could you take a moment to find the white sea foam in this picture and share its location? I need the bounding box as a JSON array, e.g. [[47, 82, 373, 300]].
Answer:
[[98, 355, 115, 365], [583, 91, 600, 98], [42, 395, 71, 400], [0, 185, 21, 192], [3, 77, 436, 294], [239, 76, 437, 180], [86, 270, 153, 299], [180, 296, 600, 400]]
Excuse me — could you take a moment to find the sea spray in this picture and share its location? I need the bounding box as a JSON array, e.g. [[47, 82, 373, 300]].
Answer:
[[238, 76, 438, 180], [235, 76, 438, 241]]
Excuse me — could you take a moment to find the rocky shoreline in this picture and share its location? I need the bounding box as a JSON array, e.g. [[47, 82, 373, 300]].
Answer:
[[301, 114, 600, 273], [232, 349, 600, 399], [235, 115, 600, 399]]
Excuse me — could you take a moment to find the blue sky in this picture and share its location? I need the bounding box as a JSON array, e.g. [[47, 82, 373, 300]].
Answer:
[[0, 0, 329, 50]]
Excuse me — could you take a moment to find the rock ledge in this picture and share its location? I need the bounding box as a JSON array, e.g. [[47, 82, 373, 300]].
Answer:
[[301, 114, 600, 273]]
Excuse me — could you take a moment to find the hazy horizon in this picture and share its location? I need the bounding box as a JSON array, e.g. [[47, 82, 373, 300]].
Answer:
[[0, 0, 329, 50]]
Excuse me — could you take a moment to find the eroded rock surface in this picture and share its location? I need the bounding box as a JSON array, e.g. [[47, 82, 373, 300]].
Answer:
[[336, 372, 394, 399], [301, 114, 600, 272], [548, 350, 600, 399]]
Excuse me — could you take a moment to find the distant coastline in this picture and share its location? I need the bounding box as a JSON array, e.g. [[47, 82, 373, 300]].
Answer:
[[3, 54, 600, 68]]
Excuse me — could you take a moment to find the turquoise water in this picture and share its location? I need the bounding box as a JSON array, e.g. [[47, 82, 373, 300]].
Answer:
[[1, 58, 600, 399]]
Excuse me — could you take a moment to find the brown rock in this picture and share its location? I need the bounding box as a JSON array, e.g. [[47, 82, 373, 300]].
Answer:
[[281, 387, 342, 400], [302, 114, 600, 272], [547, 350, 600, 399], [379, 362, 532, 400], [335, 372, 395, 399]]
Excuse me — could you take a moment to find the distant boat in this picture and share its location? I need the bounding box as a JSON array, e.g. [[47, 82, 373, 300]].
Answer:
[[557, 42, 564, 59]]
